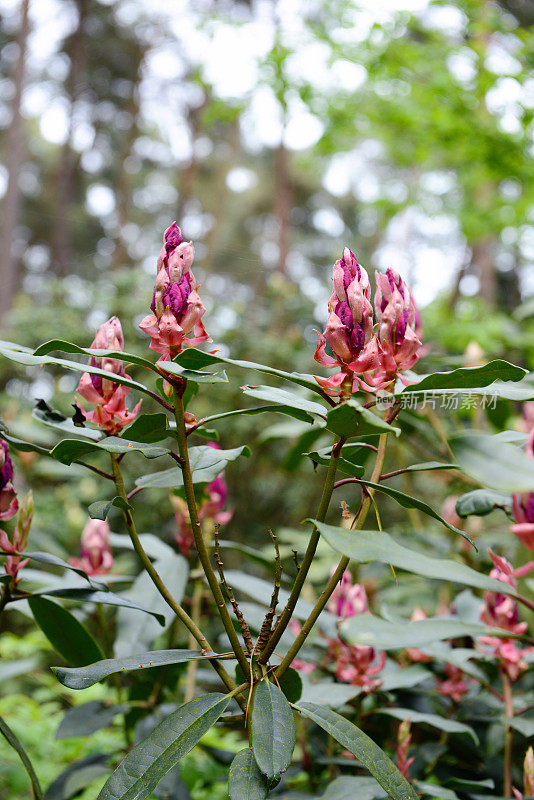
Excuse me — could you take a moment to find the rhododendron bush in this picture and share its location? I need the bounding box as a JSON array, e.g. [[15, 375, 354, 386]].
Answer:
[[2, 224, 534, 800]]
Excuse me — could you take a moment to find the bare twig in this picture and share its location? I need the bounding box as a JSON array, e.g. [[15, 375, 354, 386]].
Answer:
[[257, 531, 282, 652], [214, 526, 254, 654]]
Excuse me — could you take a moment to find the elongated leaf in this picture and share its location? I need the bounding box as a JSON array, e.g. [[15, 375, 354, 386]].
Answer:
[[386, 461, 458, 475], [507, 716, 534, 738], [326, 400, 400, 438], [109, 532, 177, 562], [52, 649, 226, 690], [174, 348, 324, 395], [114, 554, 188, 655], [252, 680, 296, 781], [455, 489, 512, 518], [2, 550, 105, 587], [217, 540, 274, 568], [136, 445, 250, 489], [28, 596, 104, 667], [26, 587, 166, 624], [0, 344, 154, 398], [377, 708, 478, 743], [307, 450, 365, 479], [51, 436, 169, 465], [33, 400, 103, 440], [56, 701, 128, 739], [400, 361, 527, 393], [34, 340, 158, 371], [0, 715, 44, 800], [296, 703, 418, 800], [97, 694, 230, 800], [44, 753, 110, 800], [313, 523, 512, 596], [0, 658, 38, 682], [322, 776, 386, 800], [329, 478, 471, 541], [200, 406, 305, 427], [123, 413, 172, 443], [229, 749, 269, 800], [299, 680, 362, 707], [1, 430, 51, 457], [451, 433, 534, 493], [156, 359, 228, 383], [414, 782, 459, 800], [242, 385, 327, 425], [88, 496, 132, 520], [341, 614, 510, 650]]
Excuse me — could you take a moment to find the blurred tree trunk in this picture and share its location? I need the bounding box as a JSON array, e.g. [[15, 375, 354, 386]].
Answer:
[[471, 235, 496, 305], [176, 94, 210, 222], [202, 119, 240, 274], [274, 141, 291, 275], [0, 0, 30, 317], [111, 45, 144, 270], [51, 0, 87, 277]]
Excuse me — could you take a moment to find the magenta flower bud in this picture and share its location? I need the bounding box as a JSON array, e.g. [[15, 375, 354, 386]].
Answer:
[[367, 268, 422, 390], [139, 222, 210, 361], [77, 316, 141, 435], [327, 570, 368, 620], [0, 441, 18, 521], [0, 489, 31, 582], [70, 518, 114, 576], [511, 428, 534, 551], [314, 248, 377, 396]]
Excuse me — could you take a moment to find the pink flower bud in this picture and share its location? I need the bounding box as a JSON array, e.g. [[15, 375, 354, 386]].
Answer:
[[70, 518, 114, 576], [327, 570, 368, 620], [436, 663, 472, 702], [314, 248, 377, 396], [365, 268, 422, 391], [0, 490, 32, 583], [77, 316, 141, 435], [511, 428, 534, 551], [0, 441, 18, 521], [396, 718, 415, 779], [139, 222, 210, 361]]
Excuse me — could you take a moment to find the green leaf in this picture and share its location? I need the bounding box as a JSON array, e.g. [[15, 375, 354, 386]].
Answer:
[[0, 714, 44, 800], [414, 782, 459, 800], [33, 340, 158, 371], [399, 360, 527, 393], [33, 400, 103, 441], [307, 450, 365, 479], [56, 701, 128, 739], [322, 776, 386, 800], [44, 754, 110, 800], [156, 359, 228, 383], [123, 413, 172, 443], [0, 658, 38, 682], [295, 703, 418, 800], [200, 406, 307, 427], [97, 694, 230, 800], [376, 708, 478, 743], [455, 489, 512, 518], [326, 400, 400, 438], [0, 430, 51, 457], [299, 680, 362, 707], [330, 479, 472, 541], [386, 461, 458, 475], [28, 596, 104, 667], [507, 716, 534, 738], [341, 614, 509, 650], [4, 550, 105, 587], [228, 749, 269, 800], [278, 668, 303, 704], [109, 532, 177, 562], [174, 348, 324, 395], [217, 540, 275, 569], [31, 587, 166, 624], [52, 649, 226, 690], [451, 432, 534, 493], [51, 436, 170, 465], [136, 445, 250, 489], [114, 554, 188, 655], [242, 385, 327, 425], [0, 343, 154, 398], [88, 496, 132, 520], [313, 523, 511, 595], [252, 680, 296, 781]]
